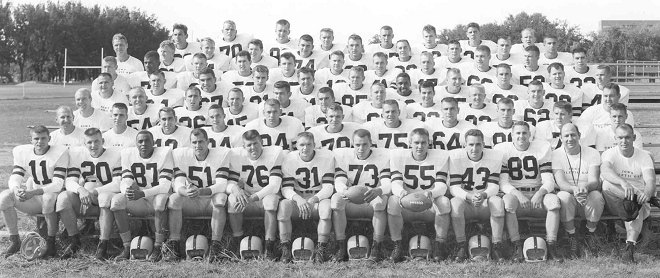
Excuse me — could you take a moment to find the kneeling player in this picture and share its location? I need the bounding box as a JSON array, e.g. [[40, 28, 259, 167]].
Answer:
[[60, 128, 122, 260], [496, 121, 562, 262], [166, 128, 231, 261], [331, 129, 391, 261], [449, 129, 506, 261], [278, 132, 335, 263], [387, 128, 451, 262], [110, 130, 173, 261], [226, 130, 287, 260]]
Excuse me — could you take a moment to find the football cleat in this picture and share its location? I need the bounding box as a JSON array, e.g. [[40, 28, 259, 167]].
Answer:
[[279, 241, 292, 263], [314, 242, 329, 263], [3, 234, 20, 258], [511, 240, 524, 262], [546, 242, 563, 263], [44, 236, 56, 259], [332, 239, 348, 262], [95, 240, 108, 261], [433, 241, 449, 262], [454, 242, 468, 262], [208, 240, 224, 262], [491, 243, 505, 262], [623, 241, 635, 263], [368, 241, 383, 262], [147, 245, 163, 262], [162, 240, 181, 262], [264, 240, 276, 261], [567, 233, 580, 259], [389, 240, 404, 263], [60, 234, 81, 259]]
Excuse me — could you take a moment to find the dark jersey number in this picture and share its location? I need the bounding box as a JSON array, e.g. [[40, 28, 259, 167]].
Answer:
[[81, 161, 112, 185], [348, 164, 379, 188], [461, 167, 490, 191], [242, 165, 269, 187], [130, 163, 158, 187], [506, 156, 539, 180], [404, 165, 435, 190]]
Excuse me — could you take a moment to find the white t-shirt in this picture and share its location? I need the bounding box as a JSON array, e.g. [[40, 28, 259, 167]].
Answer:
[[602, 147, 654, 190], [552, 145, 600, 188]]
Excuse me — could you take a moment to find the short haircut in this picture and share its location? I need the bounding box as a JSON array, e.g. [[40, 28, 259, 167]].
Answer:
[[603, 83, 620, 96], [524, 45, 540, 56], [610, 103, 628, 114], [373, 52, 388, 60], [469, 84, 485, 94], [279, 52, 295, 62], [522, 28, 536, 36], [371, 82, 387, 92], [158, 106, 176, 118], [544, 35, 558, 41], [149, 71, 166, 79], [572, 47, 587, 55], [136, 130, 154, 141], [208, 104, 223, 112], [299, 34, 313, 43], [353, 129, 372, 141], [381, 25, 393, 32], [446, 68, 461, 77], [396, 72, 411, 80], [248, 39, 264, 50], [326, 103, 343, 114], [421, 80, 436, 91], [223, 20, 236, 28], [130, 87, 146, 96], [254, 65, 269, 75], [528, 80, 544, 87], [186, 86, 202, 96], [318, 87, 335, 99], [420, 51, 434, 60], [349, 66, 365, 76], [172, 23, 188, 35], [103, 56, 118, 65], [297, 67, 314, 78], [273, 81, 291, 92], [190, 128, 208, 140], [159, 40, 175, 50], [329, 50, 345, 59], [228, 87, 244, 98], [464, 129, 484, 141], [199, 37, 215, 46], [547, 62, 564, 74], [98, 72, 112, 80], [192, 53, 207, 61], [447, 39, 461, 47], [296, 131, 314, 142], [383, 99, 400, 110], [466, 22, 480, 30], [512, 120, 530, 132], [112, 33, 127, 43], [475, 45, 491, 55], [112, 102, 129, 113], [496, 63, 511, 72], [497, 97, 514, 106], [264, 98, 281, 109], [236, 50, 251, 62], [396, 39, 410, 48], [144, 50, 160, 61], [553, 100, 572, 114], [597, 64, 611, 75], [615, 123, 634, 135], [199, 68, 216, 79], [30, 125, 50, 136], [497, 35, 511, 42], [410, 128, 430, 140], [276, 19, 290, 27], [348, 34, 363, 44], [441, 97, 459, 106], [422, 24, 437, 35], [242, 129, 261, 142], [84, 127, 102, 138], [320, 28, 334, 35]]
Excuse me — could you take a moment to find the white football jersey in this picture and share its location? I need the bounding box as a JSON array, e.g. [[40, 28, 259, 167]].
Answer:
[[176, 70, 224, 91], [425, 119, 476, 150], [281, 149, 335, 193], [264, 39, 298, 61], [285, 50, 328, 71], [290, 85, 321, 105], [67, 146, 122, 185], [448, 148, 502, 194], [202, 125, 245, 149], [495, 141, 552, 189], [511, 64, 548, 86], [458, 102, 499, 126], [564, 65, 598, 88], [333, 83, 371, 107], [103, 127, 138, 148], [174, 104, 210, 129], [225, 103, 259, 127], [304, 105, 353, 128], [147, 88, 184, 108], [543, 84, 584, 117], [12, 144, 69, 190], [491, 54, 520, 67], [578, 105, 635, 132], [464, 66, 497, 86], [408, 68, 446, 88], [513, 99, 553, 127], [535, 120, 596, 150], [172, 147, 232, 188], [386, 89, 420, 106], [268, 68, 299, 86], [147, 125, 192, 149], [228, 146, 286, 195], [91, 91, 129, 115], [365, 44, 398, 58], [116, 56, 144, 77], [121, 147, 173, 189], [390, 149, 449, 192], [459, 40, 498, 59], [483, 83, 529, 104], [194, 54, 232, 72], [314, 68, 349, 88], [258, 98, 310, 123], [406, 102, 442, 122], [174, 41, 201, 59], [538, 52, 573, 66], [510, 43, 544, 55], [130, 71, 177, 90], [247, 55, 279, 70], [479, 121, 536, 148], [580, 83, 630, 110], [243, 84, 274, 104], [50, 127, 85, 148], [73, 109, 112, 132], [363, 119, 425, 149], [244, 116, 305, 150], [217, 34, 253, 58], [390, 56, 420, 73], [199, 82, 234, 107], [414, 44, 448, 59], [127, 104, 160, 131], [434, 85, 470, 103], [343, 55, 371, 71], [434, 56, 474, 73], [364, 68, 402, 88], [91, 74, 132, 98], [222, 70, 254, 87], [307, 122, 362, 150], [158, 58, 187, 73], [334, 148, 391, 188]]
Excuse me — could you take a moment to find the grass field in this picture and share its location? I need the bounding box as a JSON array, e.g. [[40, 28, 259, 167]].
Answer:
[[1, 83, 660, 277]]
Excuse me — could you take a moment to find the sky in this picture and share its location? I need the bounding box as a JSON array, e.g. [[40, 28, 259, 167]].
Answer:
[[10, 0, 660, 43]]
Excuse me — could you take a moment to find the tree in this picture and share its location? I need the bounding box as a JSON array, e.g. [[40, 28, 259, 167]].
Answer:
[[0, 0, 13, 81]]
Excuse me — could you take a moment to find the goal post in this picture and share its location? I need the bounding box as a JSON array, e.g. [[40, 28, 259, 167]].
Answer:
[[62, 47, 104, 87]]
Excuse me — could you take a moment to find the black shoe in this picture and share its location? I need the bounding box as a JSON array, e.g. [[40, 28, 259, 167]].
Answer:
[[649, 196, 660, 209], [162, 240, 181, 262], [279, 241, 292, 263], [147, 245, 163, 262], [454, 242, 468, 262], [511, 240, 523, 262], [2, 235, 20, 258], [389, 240, 403, 263], [228, 236, 241, 258], [583, 231, 598, 256], [368, 241, 382, 262], [314, 242, 330, 263], [79, 219, 97, 236], [433, 241, 449, 262], [95, 240, 108, 261], [491, 243, 505, 262], [332, 239, 348, 262], [208, 240, 224, 262], [623, 241, 635, 263], [115, 245, 130, 260], [567, 233, 580, 259], [264, 240, 276, 261], [547, 242, 564, 263], [44, 236, 57, 258], [60, 234, 81, 259]]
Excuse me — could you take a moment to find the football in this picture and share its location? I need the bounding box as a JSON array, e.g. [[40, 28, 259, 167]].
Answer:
[[400, 192, 433, 212], [344, 186, 369, 204]]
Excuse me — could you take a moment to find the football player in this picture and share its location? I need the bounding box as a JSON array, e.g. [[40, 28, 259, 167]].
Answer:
[[458, 84, 498, 126], [535, 100, 596, 150], [265, 19, 298, 61], [435, 40, 474, 73], [127, 87, 160, 131], [198, 68, 233, 107], [459, 22, 498, 59], [204, 104, 245, 148], [364, 52, 402, 88], [464, 45, 496, 86], [333, 66, 371, 107], [491, 36, 519, 66], [191, 37, 231, 71], [225, 87, 259, 127], [177, 53, 223, 91], [387, 128, 451, 262], [510, 28, 544, 55], [449, 129, 506, 261], [564, 48, 598, 88], [277, 132, 335, 263], [244, 65, 274, 104], [146, 71, 184, 108], [352, 83, 400, 124], [112, 33, 144, 77], [110, 130, 173, 261], [50, 105, 85, 147], [130, 51, 177, 90], [308, 103, 362, 150], [496, 121, 562, 262], [217, 20, 253, 59], [544, 62, 584, 118], [580, 83, 634, 132], [344, 34, 370, 71], [387, 72, 420, 105], [581, 66, 631, 110], [147, 107, 192, 149], [174, 86, 210, 129], [166, 128, 231, 261], [331, 129, 391, 261], [269, 52, 299, 86], [259, 81, 310, 123], [601, 124, 657, 263], [223, 51, 254, 86], [318, 28, 345, 54], [406, 81, 442, 122], [511, 45, 548, 87], [513, 80, 553, 127], [60, 127, 122, 260], [286, 34, 327, 70], [290, 67, 319, 103], [226, 130, 286, 260], [245, 99, 304, 150], [73, 88, 112, 132], [483, 64, 528, 104], [157, 40, 187, 73], [426, 97, 476, 150], [171, 23, 200, 59], [480, 98, 518, 148], [363, 100, 424, 149], [434, 69, 468, 103], [408, 51, 445, 88], [553, 123, 604, 258], [304, 87, 353, 128], [390, 40, 419, 73], [0, 125, 69, 258], [315, 50, 349, 88], [365, 26, 397, 58], [594, 103, 643, 153], [104, 103, 138, 148], [538, 35, 573, 66], [92, 72, 129, 114], [417, 24, 448, 59], [246, 39, 279, 69], [91, 56, 132, 98]]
